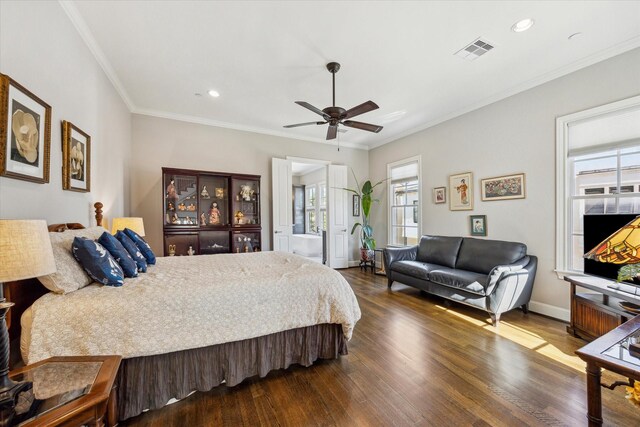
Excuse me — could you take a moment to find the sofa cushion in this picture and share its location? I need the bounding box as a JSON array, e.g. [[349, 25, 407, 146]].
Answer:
[[455, 238, 527, 275], [428, 268, 487, 296], [415, 236, 463, 268], [390, 261, 441, 281]]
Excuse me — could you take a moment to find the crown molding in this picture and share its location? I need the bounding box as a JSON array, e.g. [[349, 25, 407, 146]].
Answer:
[[132, 108, 370, 151], [368, 36, 640, 150], [59, 0, 135, 111]]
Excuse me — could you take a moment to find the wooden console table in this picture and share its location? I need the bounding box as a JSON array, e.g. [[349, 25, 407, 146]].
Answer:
[[575, 315, 640, 426], [565, 275, 639, 341]]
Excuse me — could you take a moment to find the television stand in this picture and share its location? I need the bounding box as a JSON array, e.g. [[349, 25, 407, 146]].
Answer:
[[565, 275, 640, 341]]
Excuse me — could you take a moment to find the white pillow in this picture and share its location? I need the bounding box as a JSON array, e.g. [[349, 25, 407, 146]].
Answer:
[[38, 226, 108, 294]]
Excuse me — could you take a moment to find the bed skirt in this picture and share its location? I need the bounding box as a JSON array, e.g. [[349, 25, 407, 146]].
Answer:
[[115, 323, 347, 421]]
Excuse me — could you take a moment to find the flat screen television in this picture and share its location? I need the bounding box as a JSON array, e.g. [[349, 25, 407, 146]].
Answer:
[[583, 214, 638, 284]]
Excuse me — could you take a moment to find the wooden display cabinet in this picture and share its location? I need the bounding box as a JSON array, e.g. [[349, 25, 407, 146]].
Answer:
[[162, 167, 261, 256]]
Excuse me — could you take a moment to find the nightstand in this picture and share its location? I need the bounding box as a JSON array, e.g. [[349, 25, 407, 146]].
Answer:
[[7, 355, 121, 427]]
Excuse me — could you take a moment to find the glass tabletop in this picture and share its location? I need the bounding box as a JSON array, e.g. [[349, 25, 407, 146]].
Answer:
[[601, 331, 640, 367], [11, 361, 102, 425]]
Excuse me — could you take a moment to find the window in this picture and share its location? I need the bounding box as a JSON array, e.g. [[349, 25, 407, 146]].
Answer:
[[556, 96, 640, 275], [387, 156, 421, 247], [305, 185, 316, 233]]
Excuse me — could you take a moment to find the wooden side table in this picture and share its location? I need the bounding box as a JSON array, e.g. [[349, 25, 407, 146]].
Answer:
[[7, 355, 121, 427], [576, 315, 640, 426]]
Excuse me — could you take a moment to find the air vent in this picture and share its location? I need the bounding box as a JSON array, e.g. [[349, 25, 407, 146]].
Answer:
[[454, 37, 495, 61]]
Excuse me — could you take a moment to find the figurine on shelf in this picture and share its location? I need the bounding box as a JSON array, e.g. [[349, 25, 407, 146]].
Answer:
[[185, 216, 194, 225], [168, 244, 176, 256], [178, 202, 186, 211], [201, 185, 210, 199], [187, 203, 196, 211], [240, 184, 253, 201], [167, 201, 175, 211], [235, 210, 244, 224], [166, 178, 177, 201], [209, 202, 221, 225], [215, 187, 225, 199], [200, 212, 207, 226], [187, 246, 195, 256], [171, 213, 179, 224]]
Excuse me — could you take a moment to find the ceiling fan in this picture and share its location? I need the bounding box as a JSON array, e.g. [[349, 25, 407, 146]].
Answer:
[[284, 62, 383, 140]]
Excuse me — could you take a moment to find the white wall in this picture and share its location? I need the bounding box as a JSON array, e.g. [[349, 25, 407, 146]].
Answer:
[[368, 48, 640, 320], [0, 1, 131, 225], [130, 114, 368, 261]]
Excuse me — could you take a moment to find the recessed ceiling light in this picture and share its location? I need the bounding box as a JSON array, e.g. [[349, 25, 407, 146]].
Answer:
[[208, 90, 220, 98], [511, 18, 535, 33], [194, 93, 202, 97], [568, 32, 583, 40]]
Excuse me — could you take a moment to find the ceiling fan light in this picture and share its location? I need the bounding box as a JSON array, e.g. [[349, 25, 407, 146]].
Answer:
[[208, 90, 220, 98], [511, 18, 535, 33]]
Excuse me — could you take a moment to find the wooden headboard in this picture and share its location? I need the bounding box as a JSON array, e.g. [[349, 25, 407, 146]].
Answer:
[[5, 202, 104, 367]]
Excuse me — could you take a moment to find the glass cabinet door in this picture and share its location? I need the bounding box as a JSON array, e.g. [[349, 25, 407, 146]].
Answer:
[[164, 174, 198, 226], [231, 178, 260, 226], [232, 231, 261, 253], [200, 231, 230, 254], [164, 233, 198, 256], [198, 175, 230, 226]]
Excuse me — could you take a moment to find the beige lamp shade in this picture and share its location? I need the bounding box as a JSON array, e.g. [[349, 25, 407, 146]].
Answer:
[[111, 217, 146, 236], [0, 220, 56, 282]]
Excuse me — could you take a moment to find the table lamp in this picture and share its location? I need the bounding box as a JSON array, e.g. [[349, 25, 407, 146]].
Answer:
[[0, 220, 56, 422], [111, 217, 146, 236], [584, 216, 640, 282]]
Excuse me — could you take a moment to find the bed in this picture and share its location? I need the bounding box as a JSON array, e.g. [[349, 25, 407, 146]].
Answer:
[[6, 204, 361, 423]]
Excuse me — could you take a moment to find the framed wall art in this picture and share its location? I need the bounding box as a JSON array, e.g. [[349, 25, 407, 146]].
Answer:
[[470, 215, 487, 236], [353, 194, 360, 217], [449, 172, 473, 211], [0, 74, 51, 183], [62, 120, 91, 192], [433, 187, 446, 204], [481, 173, 525, 201]]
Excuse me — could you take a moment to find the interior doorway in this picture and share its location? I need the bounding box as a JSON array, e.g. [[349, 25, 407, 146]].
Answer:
[[272, 157, 349, 268]]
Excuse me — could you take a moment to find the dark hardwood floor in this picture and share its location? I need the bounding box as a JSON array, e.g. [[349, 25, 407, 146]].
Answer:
[[122, 268, 640, 426]]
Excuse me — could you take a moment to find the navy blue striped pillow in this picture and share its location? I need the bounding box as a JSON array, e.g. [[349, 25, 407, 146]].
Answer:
[[72, 237, 124, 287], [115, 231, 147, 273], [98, 232, 138, 278]]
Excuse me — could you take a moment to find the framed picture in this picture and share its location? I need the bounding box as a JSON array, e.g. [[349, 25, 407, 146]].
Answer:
[[433, 187, 446, 204], [353, 194, 360, 217], [0, 74, 51, 183], [449, 172, 473, 211], [62, 121, 91, 192], [481, 173, 525, 201], [470, 215, 487, 236]]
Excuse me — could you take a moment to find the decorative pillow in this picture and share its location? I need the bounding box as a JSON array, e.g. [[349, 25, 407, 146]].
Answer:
[[97, 232, 138, 278], [115, 231, 147, 273], [71, 237, 124, 287], [123, 228, 156, 265], [38, 226, 108, 294]]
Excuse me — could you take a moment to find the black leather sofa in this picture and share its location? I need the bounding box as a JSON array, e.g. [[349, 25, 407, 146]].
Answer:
[[383, 235, 537, 325]]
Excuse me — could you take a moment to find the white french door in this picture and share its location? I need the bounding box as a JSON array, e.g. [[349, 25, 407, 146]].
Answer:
[[327, 164, 348, 268], [271, 158, 292, 252]]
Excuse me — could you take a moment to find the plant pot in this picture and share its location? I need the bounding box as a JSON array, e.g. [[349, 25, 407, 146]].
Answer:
[[360, 248, 374, 262]]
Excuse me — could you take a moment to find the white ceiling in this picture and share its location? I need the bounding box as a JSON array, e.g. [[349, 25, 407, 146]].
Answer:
[[64, 1, 640, 150]]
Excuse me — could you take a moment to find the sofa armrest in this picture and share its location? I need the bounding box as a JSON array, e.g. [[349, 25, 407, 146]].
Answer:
[[486, 255, 538, 314], [383, 246, 418, 271]]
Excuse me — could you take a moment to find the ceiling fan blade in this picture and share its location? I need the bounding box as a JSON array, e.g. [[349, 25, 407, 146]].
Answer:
[[295, 101, 330, 119], [283, 121, 326, 128], [343, 100, 379, 119], [342, 120, 383, 133], [326, 124, 338, 140]]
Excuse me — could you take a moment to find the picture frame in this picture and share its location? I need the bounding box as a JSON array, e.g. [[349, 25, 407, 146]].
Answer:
[[353, 194, 360, 217], [449, 172, 473, 211], [470, 215, 487, 236], [433, 187, 446, 204], [481, 173, 525, 201], [62, 120, 91, 192], [0, 74, 51, 183]]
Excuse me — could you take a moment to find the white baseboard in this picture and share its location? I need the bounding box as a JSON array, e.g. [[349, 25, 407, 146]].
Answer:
[[348, 260, 359, 267], [528, 301, 570, 322]]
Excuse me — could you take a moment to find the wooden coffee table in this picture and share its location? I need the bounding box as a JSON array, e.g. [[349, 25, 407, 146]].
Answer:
[[575, 315, 640, 426], [8, 355, 121, 427]]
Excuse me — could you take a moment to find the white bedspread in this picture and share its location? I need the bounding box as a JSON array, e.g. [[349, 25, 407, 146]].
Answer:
[[24, 251, 361, 364]]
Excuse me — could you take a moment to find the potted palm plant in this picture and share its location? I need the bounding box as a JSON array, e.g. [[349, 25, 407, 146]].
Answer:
[[343, 173, 386, 262]]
